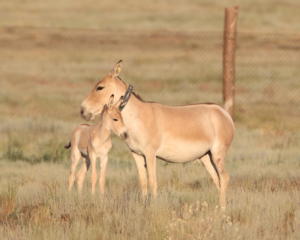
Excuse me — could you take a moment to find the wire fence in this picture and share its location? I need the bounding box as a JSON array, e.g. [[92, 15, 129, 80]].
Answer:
[[182, 30, 300, 131], [2, 26, 299, 131], [235, 32, 299, 131]]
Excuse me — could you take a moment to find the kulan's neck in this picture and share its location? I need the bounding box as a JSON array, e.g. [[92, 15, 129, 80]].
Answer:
[[120, 91, 149, 134], [116, 79, 147, 122], [115, 78, 128, 100], [123, 91, 145, 113]]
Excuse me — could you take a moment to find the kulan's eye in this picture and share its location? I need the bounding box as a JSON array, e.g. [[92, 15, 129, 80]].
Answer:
[[113, 118, 118, 121], [96, 86, 104, 91]]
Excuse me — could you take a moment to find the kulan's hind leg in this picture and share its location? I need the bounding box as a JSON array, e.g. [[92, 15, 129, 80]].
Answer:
[[200, 153, 220, 191], [68, 148, 81, 191], [211, 146, 230, 210]]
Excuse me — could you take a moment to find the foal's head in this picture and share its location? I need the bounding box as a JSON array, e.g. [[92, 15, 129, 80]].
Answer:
[[81, 60, 127, 121], [102, 96, 126, 138]]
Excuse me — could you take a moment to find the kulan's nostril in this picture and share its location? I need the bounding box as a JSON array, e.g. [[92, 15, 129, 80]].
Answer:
[[80, 108, 84, 115]]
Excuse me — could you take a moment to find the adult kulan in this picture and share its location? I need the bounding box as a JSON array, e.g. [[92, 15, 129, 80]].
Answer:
[[80, 61, 235, 209]]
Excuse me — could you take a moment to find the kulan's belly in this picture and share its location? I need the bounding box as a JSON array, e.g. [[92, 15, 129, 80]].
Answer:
[[156, 139, 211, 163]]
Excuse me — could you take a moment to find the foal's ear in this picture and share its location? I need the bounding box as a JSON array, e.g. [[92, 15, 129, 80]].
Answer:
[[113, 96, 123, 109], [108, 94, 115, 108], [111, 60, 122, 78], [103, 104, 108, 111]]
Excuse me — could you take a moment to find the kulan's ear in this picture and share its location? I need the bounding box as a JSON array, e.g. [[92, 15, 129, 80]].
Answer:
[[111, 60, 122, 77], [108, 94, 115, 108]]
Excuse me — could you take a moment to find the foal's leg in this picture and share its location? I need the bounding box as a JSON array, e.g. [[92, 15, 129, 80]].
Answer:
[[68, 147, 81, 191], [99, 154, 108, 194], [76, 156, 89, 193], [89, 151, 98, 195], [131, 152, 148, 198], [211, 146, 230, 210], [200, 153, 220, 191]]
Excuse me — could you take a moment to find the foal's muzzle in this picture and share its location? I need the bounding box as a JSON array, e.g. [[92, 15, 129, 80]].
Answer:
[[120, 132, 128, 139]]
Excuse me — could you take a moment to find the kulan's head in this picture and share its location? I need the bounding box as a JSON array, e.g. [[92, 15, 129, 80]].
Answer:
[[102, 95, 127, 138], [80, 60, 127, 121]]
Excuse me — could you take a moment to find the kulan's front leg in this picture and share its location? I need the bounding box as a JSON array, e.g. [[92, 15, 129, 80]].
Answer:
[[145, 152, 157, 198], [131, 152, 148, 198]]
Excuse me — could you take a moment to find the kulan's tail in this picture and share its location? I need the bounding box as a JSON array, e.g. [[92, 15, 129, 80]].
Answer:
[[64, 142, 71, 149]]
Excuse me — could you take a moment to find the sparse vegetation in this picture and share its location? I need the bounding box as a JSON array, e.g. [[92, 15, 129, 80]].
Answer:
[[0, 0, 299, 239]]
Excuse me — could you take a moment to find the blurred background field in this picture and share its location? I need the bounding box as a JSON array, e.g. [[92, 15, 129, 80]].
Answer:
[[0, 0, 299, 239]]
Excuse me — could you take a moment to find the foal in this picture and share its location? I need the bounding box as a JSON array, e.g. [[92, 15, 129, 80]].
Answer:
[[65, 96, 126, 194]]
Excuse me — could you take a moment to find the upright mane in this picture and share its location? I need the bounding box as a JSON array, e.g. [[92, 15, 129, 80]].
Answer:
[[117, 76, 147, 102], [132, 92, 144, 102]]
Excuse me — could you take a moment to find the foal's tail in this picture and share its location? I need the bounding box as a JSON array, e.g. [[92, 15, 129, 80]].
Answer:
[[64, 142, 71, 149]]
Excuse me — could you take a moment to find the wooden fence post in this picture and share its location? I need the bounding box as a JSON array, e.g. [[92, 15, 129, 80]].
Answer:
[[223, 6, 239, 118]]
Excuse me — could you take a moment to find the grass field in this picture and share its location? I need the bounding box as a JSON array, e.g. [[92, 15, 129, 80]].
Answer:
[[0, 0, 300, 239]]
